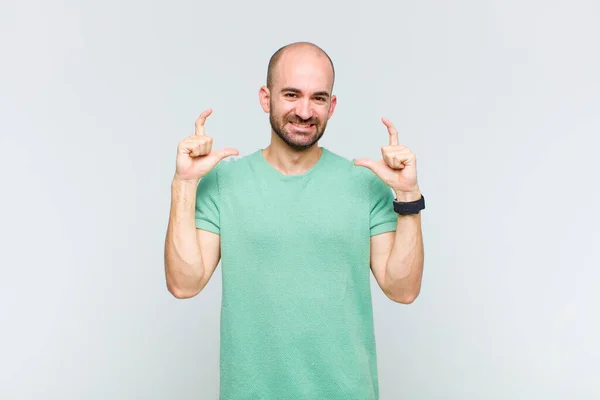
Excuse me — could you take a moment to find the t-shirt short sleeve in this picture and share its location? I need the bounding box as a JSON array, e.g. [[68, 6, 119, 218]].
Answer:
[[195, 165, 221, 234], [369, 173, 398, 236]]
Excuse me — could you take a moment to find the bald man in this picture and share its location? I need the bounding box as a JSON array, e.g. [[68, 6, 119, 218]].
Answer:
[[164, 42, 425, 400]]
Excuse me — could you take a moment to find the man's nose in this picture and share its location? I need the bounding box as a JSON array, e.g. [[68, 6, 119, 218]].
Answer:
[[294, 99, 313, 120]]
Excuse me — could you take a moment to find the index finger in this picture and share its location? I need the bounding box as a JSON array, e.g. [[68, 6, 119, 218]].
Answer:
[[382, 117, 398, 146], [195, 108, 213, 136]]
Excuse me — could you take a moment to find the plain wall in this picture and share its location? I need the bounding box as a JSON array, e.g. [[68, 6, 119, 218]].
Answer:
[[1, 0, 599, 398]]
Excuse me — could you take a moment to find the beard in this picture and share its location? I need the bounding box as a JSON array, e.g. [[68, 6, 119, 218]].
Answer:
[[269, 110, 328, 151]]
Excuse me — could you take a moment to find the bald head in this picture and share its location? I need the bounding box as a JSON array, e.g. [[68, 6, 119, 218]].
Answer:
[[266, 42, 335, 91]]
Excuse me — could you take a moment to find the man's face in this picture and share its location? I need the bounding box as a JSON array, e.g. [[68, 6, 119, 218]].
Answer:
[[264, 52, 337, 151]]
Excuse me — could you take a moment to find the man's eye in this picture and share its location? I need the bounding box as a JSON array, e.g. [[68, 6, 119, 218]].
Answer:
[[285, 93, 296, 97]]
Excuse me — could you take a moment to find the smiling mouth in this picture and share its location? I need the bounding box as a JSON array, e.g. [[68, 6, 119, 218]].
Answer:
[[290, 122, 315, 129]]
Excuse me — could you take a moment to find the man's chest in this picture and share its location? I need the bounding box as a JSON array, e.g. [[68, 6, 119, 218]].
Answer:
[[223, 185, 366, 246]]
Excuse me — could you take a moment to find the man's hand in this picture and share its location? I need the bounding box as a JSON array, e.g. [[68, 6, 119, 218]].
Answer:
[[354, 117, 421, 202], [174, 109, 239, 183]]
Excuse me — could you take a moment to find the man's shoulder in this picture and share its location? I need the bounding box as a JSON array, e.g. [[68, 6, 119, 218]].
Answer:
[[212, 147, 377, 182], [210, 149, 259, 175], [323, 147, 377, 182]]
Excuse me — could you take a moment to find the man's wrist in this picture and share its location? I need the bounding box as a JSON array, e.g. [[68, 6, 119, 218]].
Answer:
[[173, 174, 200, 186], [394, 189, 422, 202]]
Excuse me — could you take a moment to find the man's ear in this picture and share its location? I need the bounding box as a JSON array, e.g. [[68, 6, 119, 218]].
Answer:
[[259, 86, 270, 113], [328, 94, 337, 119]]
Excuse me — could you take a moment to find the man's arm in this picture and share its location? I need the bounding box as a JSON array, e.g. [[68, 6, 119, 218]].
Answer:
[[354, 117, 425, 304], [370, 194, 424, 304], [164, 108, 236, 299], [164, 177, 221, 299]]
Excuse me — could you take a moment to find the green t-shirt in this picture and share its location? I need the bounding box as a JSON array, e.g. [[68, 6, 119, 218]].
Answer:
[[195, 147, 398, 400]]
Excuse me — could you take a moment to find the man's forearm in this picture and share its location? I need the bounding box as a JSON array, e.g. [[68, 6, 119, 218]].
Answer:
[[164, 178, 204, 297], [385, 193, 425, 303]]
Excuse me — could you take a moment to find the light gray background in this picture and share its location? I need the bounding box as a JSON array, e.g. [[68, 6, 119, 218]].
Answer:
[[1, 0, 599, 399]]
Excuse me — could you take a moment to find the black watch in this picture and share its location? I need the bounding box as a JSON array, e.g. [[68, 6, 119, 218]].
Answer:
[[393, 195, 425, 215]]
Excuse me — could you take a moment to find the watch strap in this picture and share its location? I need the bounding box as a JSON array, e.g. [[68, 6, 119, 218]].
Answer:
[[393, 195, 425, 215]]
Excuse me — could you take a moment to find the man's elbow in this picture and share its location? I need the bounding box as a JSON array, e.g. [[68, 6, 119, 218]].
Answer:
[[166, 279, 201, 299], [386, 287, 420, 304]]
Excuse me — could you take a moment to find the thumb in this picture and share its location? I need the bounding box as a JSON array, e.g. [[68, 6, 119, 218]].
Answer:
[[214, 148, 240, 162], [354, 158, 386, 181], [354, 158, 376, 171]]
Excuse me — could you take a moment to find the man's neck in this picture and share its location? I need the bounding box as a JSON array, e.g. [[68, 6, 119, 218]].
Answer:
[[262, 138, 322, 176]]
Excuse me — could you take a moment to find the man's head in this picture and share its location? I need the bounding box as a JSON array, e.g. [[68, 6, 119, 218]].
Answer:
[[259, 42, 337, 151]]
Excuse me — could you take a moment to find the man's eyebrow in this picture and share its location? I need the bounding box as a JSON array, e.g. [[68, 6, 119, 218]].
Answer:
[[313, 91, 331, 98], [281, 87, 301, 93], [281, 87, 331, 97]]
